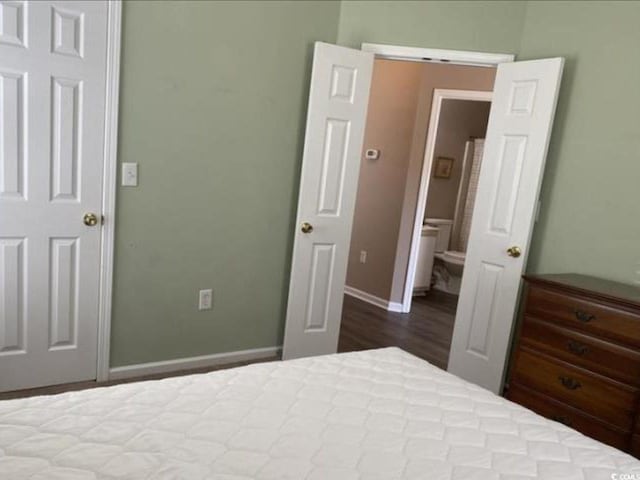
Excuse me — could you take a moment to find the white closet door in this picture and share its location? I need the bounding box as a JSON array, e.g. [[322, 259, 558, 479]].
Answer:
[[0, 1, 109, 391], [448, 58, 564, 393], [282, 42, 373, 360]]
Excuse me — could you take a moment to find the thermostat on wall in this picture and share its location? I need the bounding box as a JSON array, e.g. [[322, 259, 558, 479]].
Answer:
[[365, 149, 380, 160]]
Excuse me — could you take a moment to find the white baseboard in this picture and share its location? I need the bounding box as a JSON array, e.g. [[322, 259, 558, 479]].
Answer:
[[108, 346, 281, 381], [388, 302, 404, 313], [344, 286, 404, 313]]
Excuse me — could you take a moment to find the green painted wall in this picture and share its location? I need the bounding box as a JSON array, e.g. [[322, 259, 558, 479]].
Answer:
[[110, 0, 340, 366], [111, 1, 640, 367], [337, 0, 527, 51], [519, 1, 640, 285], [338, 0, 640, 286]]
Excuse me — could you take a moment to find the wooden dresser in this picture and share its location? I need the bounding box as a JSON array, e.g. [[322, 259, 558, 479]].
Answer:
[[506, 273, 640, 456]]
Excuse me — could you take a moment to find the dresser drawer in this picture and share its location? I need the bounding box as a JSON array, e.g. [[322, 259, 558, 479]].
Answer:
[[511, 348, 638, 429], [526, 285, 640, 347], [507, 382, 630, 450], [519, 317, 640, 385]]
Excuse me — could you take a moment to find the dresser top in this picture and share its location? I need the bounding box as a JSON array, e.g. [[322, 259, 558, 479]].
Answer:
[[523, 273, 640, 309]]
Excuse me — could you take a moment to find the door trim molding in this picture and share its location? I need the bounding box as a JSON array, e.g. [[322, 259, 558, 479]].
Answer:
[[361, 43, 515, 67], [344, 286, 404, 313], [401, 89, 493, 313], [108, 346, 282, 381], [96, 0, 122, 382]]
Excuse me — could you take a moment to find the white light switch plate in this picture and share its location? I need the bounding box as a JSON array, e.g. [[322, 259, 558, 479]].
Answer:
[[198, 289, 213, 310], [122, 162, 138, 186]]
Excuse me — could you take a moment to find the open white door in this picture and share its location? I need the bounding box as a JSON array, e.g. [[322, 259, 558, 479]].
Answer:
[[448, 58, 564, 393], [282, 43, 373, 360]]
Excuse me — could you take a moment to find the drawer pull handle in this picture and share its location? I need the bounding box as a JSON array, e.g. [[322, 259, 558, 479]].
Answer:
[[558, 375, 582, 390], [551, 414, 573, 427], [567, 340, 589, 356], [574, 309, 595, 323]]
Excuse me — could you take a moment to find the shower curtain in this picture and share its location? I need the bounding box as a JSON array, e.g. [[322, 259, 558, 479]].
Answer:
[[457, 138, 485, 252]]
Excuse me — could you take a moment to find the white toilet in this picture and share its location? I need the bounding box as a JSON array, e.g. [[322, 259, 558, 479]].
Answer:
[[424, 218, 466, 294], [442, 250, 465, 276]]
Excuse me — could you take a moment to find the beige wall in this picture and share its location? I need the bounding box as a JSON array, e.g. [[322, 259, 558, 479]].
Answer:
[[424, 99, 491, 221], [345, 59, 424, 300], [390, 65, 495, 303], [347, 61, 495, 302]]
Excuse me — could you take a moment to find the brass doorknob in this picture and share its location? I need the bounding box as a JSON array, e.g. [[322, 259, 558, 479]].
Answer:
[[301, 222, 313, 234], [507, 246, 522, 258], [83, 213, 99, 226]]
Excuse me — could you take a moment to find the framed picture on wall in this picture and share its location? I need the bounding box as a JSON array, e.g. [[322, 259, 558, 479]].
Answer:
[[434, 157, 454, 179]]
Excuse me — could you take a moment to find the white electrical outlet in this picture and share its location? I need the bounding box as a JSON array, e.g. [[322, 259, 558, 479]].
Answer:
[[359, 250, 367, 263], [198, 289, 213, 310]]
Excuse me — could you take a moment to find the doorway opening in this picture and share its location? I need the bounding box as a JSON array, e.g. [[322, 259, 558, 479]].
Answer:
[[339, 58, 494, 368], [282, 40, 562, 392]]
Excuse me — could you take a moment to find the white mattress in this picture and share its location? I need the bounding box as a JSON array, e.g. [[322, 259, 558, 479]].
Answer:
[[1, 347, 639, 479]]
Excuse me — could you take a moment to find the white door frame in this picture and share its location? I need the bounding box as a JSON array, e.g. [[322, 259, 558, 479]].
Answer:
[[96, 0, 123, 382], [361, 43, 514, 67], [401, 89, 493, 313]]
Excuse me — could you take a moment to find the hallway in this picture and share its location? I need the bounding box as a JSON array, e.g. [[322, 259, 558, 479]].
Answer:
[[338, 290, 458, 369]]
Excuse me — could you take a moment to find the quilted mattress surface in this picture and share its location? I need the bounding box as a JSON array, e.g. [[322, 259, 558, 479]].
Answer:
[[1, 347, 639, 479]]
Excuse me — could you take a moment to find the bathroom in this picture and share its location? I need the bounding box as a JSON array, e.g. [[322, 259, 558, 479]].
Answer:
[[416, 97, 492, 298]]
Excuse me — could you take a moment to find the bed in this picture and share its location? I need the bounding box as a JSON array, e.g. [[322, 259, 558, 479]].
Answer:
[[1, 347, 639, 479]]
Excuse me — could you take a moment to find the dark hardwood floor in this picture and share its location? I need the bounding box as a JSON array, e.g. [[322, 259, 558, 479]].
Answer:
[[0, 356, 279, 401], [338, 290, 458, 369]]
